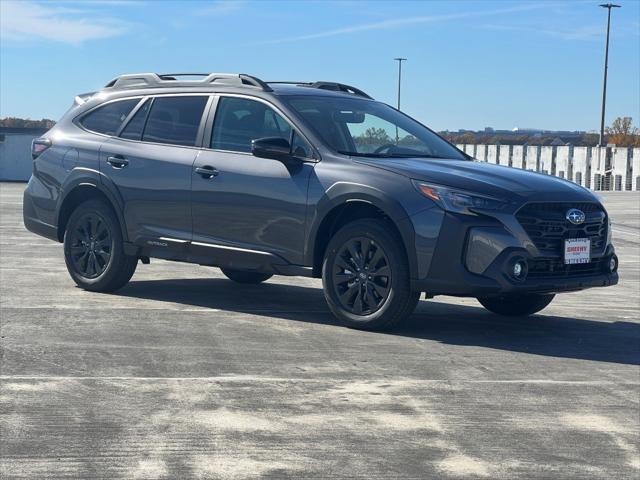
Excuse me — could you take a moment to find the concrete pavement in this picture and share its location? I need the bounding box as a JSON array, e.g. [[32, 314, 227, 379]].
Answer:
[[1, 183, 638, 479]]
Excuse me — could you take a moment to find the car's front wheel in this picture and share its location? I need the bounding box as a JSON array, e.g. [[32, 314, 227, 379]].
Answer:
[[63, 199, 137, 292], [477, 293, 555, 316], [322, 219, 420, 331]]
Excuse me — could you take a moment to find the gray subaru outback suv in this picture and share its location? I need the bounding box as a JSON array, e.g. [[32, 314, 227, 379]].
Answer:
[[24, 73, 618, 330]]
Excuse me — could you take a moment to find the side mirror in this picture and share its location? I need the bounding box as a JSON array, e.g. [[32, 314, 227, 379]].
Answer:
[[251, 137, 292, 161]]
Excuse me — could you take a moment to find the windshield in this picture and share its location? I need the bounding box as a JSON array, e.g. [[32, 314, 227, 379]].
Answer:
[[285, 96, 465, 160]]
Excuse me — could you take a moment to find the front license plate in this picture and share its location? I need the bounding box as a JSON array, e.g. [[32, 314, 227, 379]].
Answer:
[[564, 238, 591, 264]]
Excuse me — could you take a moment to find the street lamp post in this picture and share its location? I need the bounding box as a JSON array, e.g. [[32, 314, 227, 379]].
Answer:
[[598, 4, 621, 147], [394, 58, 406, 110]]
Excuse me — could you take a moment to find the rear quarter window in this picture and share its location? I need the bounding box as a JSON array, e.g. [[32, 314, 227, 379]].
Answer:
[[80, 99, 139, 135], [120, 98, 151, 141]]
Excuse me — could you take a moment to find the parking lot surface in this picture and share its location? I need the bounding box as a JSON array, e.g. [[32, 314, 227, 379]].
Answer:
[[1, 182, 638, 479]]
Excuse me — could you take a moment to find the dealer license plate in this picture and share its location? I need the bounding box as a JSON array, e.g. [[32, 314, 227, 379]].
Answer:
[[564, 238, 591, 264]]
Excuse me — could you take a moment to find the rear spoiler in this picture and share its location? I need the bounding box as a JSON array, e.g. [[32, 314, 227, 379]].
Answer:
[[73, 91, 96, 106]]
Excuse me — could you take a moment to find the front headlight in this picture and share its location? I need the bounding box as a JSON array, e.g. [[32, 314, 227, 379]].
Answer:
[[412, 180, 506, 215], [607, 216, 613, 244]]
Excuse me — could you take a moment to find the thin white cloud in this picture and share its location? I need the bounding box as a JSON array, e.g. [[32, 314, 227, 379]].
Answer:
[[0, 1, 130, 45], [196, 0, 245, 16], [481, 23, 603, 41], [259, 4, 546, 45], [55, 0, 146, 5]]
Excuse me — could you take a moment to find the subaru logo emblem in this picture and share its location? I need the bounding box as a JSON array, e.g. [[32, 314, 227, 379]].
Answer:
[[566, 208, 586, 225]]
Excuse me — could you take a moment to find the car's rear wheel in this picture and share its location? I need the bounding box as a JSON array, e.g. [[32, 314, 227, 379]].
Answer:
[[221, 268, 273, 284], [63, 199, 137, 292], [477, 293, 555, 316], [322, 219, 420, 331]]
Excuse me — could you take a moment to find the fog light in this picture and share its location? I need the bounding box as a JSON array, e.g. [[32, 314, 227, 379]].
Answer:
[[512, 259, 527, 280], [609, 256, 617, 273], [513, 262, 523, 277]]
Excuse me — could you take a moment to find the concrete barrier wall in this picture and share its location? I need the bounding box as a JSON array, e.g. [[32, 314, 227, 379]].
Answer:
[[555, 146, 571, 180], [573, 147, 591, 189], [463, 144, 638, 191], [475, 144, 487, 162], [525, 146, 539, 171], [539, 146, 554, 175], [512, 145, 525, 169], [591, 147, 608, 191], [0, 134, 34, 181], [487, 145, 499, 164], [464, 144, 476, 157], [634, 149, 640, 191], [611, 147, 631, 191], [498, 145, 511, 167]]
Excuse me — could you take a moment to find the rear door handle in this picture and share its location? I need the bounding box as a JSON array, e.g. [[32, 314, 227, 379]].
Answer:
[[195, 166, 219, 179], [107, 156, 129, 169]]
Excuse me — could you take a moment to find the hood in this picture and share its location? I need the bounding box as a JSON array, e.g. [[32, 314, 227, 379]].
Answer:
[[355, 158, 598, 202]]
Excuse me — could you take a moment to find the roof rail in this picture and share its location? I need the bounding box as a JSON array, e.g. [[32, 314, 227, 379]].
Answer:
[[103, 73, 273, 92], [266, 80, 372, 99], [307, 82, 373, 99], [157, 73, 209, 80]]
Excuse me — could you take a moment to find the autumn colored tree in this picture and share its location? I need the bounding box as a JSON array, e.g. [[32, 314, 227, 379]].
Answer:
[[355, 127, 392, 146], [606, 117, 640, 147]]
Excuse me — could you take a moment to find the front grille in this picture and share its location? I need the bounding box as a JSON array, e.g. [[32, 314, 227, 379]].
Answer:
[[516, 202, 607, 257], [528, 256, 608, 279]]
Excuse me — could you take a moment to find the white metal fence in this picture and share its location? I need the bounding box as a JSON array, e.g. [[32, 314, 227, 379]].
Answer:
[[456, 144, 640, 191]]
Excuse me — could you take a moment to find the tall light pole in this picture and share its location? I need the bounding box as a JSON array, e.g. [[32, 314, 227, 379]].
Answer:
[[394, 58, 406, 110], [598, 4, 620, 146]]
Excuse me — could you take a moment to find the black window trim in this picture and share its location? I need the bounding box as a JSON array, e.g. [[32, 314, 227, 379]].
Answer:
[[204, 93, 320, 162], [115, 96, 152, 138], [74, 96, 145, 138], [112, 93, 213, 149], [74, 92, 320, 158]]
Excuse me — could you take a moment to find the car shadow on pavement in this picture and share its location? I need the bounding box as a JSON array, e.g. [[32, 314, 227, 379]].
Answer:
[[117, 278, 640, 366]]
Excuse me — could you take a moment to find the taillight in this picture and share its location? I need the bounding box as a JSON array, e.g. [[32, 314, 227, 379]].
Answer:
[[32, 138, 52, 159]]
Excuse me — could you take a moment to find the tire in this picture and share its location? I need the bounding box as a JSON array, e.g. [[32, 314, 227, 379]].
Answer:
[[477, 293, 555, 316], [63, 199, 137, 292], [322, 219, 420, 331], [221, 268, 273, 284]]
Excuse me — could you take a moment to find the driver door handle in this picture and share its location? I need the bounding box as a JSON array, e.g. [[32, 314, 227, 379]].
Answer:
[[107, 155, 128, 169], [195, 166, 219, 179]]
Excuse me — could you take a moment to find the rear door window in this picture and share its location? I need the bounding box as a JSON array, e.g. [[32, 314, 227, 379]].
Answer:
[[80, 98, 140, 135], [142, 96, 208, 147], [120, 98, 151, 140]]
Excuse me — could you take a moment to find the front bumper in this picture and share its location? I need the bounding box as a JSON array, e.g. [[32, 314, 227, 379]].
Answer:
[[410, 211, 618, 296]]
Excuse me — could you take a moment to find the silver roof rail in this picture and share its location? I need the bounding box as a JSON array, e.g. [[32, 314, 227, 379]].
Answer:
[[103, 73, 273, 92]]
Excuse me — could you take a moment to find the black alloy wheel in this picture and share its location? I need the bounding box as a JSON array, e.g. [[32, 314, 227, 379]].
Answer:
[[67, 212, 113, 279], [331, 236, 392, 315], [64, 199, 137, 292], [322, 219, 420, 331]]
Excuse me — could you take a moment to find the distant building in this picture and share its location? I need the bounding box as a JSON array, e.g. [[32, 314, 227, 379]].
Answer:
[[0, 127, 47, 181]]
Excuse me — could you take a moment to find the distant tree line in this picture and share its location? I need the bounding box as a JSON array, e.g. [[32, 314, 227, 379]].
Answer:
[[0, 117, 56, 129], [440, 117, 640, 148]]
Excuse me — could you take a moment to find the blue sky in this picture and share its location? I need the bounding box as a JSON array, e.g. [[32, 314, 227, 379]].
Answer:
[[1, 0, 638, 131]]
